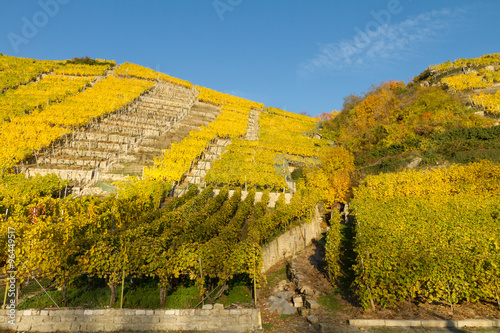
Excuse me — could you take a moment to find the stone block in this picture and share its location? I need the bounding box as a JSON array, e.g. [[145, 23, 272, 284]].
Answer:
[[165, 309, 179, 315], [493, 319, 500, 327], [116, 323, 146, 331], [202, 304, 213, 310], [298, 307, 310, 317], [421, 320, 456, 328], [82, 323, 106, 332], [93, 309, 105, 315], [23, 310, 32, 316], [145, 309, 154, 315], [307, 315, 319, 324], [54, 309, 76, 316], [136, 309, 146, 315], [157, 322, 179, 331], [300, 285, 314, 296], [305, 299, 320, 309], [67, 309, 85, 316], [124, 310, 135, 316], [70, 322, 83, 331], [213, 303, 224, 310], [40, 310, 50, 316], [456, 319, 493, 328], [141, 315, 160, 323], [267, 295, 297, 315], [81, 314, 96, 322], [276, 291, 293, 301], [159, 316, 178, 323], [184, 321, 200, 331], [30, 323, 54, 332], [292, 296, 303, 307], [385, 320, 421, 327], [113, 316, 129, 324], [199, 309, 211, 316], [179, 309, 195, 316], [30, 316, 45, 323], [319, 323, 333, 332], [348, 319, 385, 326], [83, 309, 93, 315], [61, 315, 76, 322], [229, 309, 242, 315], [53, 322, 73, 331]]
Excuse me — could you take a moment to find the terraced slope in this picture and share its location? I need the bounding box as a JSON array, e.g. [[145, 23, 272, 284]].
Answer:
[[21, 80, 200, 192]]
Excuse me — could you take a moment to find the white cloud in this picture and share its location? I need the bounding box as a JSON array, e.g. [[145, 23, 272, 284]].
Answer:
[[298, 8, 462, 76]]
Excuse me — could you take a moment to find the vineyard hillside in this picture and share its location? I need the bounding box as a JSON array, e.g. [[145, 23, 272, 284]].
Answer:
[[0, 54, 335, 312], [322, 53, 500, 176], [2, 53, 500, 328]]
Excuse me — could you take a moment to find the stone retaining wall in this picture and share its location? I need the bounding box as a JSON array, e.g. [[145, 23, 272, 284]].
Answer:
[[349, 318, 500, 328], [0, 306, 261, 332], [261, 205, 323, 273]]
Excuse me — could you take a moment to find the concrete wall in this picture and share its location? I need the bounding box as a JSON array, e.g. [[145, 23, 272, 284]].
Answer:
[[0, 306, 261, 332], [261, 205, 323, 273]]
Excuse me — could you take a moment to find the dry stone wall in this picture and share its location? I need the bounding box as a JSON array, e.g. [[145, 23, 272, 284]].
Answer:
[[0, 306, 261, 332], [261, 205, 324, 272]]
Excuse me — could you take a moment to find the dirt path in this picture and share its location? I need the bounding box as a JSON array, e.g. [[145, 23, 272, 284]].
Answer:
[[257, 240, 500, 333]]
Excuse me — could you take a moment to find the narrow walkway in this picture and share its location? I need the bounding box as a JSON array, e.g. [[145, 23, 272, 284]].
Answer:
[[173, 138, 231, 197], [244, 109, 260, 141]]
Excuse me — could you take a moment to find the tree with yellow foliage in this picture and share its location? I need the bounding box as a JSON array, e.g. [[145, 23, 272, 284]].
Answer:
[[305, 146, 355, 207]]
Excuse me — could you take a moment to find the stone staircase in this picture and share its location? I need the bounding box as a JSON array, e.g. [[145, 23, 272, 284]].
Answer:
[[173, 138, 231, 197], [173, 107, 263, 196], [21, 80, 199, 193], [244, 109, 260, 141]]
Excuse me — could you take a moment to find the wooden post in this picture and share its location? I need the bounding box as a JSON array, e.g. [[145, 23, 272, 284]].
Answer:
[[120, 269, 125, 309], [199, 257, 204, 305], [2, 277, 8, 309], [253, 251, 257, 309]]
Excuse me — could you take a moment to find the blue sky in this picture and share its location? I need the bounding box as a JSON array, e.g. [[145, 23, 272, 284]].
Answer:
[[1, 0, 499, 116]]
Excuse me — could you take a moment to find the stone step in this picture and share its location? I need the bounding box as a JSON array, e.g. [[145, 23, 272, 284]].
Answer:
[[137, 103, 186, 112], [189, 169, 207, 177], [203, 153, 221, 161], [185, 176, 203, 184], [58, 148, 119, 158], [106, 114, 171, 126], [102, 119, 169, 132], [188, 109, 220, 119], [96, 123, 162, 137], [23, 166, 96, 182], [73, 132, 139, 144], [70, 140, 133, 152], [196, 161, 211, 169], [37, 156, 110, 168], [140, 97, 190, 108]]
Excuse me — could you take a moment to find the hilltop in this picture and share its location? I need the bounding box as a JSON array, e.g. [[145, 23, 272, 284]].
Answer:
[[322, 53, 500, 177]]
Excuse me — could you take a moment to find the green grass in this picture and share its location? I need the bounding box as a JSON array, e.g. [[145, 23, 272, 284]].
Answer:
[[18, 285, 112, 309], [16, 274, 253, 309], [164, 285, 200, 309], [317, 294, 341, 312], [261, 265, 288, 297], [222, 284, 252, 306], [279, 314, 294, 319], [262, 323, 275, 330]]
